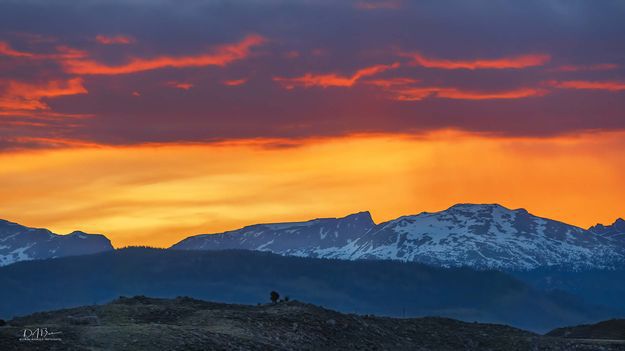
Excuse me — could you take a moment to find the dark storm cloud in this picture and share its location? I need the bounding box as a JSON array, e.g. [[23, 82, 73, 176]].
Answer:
[[1, 0, 624, 149]]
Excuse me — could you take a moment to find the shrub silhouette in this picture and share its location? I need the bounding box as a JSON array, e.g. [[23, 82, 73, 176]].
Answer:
[[270, 291, 280, 304]]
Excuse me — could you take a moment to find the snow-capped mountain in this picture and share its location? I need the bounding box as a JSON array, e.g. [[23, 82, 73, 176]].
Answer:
[[172, 204, 625, 270], [171, 212, 375, 257], [0, 219, 114, 266], [347, 204, 623, 270], [589, 218, 625, 241]]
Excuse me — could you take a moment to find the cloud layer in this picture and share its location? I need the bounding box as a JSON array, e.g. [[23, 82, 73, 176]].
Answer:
[[0, 0, 624, 150]]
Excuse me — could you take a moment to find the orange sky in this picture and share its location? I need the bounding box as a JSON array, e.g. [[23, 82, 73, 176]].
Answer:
[[1, 130, 624, 248]]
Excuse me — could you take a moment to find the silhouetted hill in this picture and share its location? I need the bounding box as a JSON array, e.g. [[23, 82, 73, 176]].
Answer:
[[512, 267, 625, 315], [0, 248, 611, 332], [548, 319, 625, 340], [1, 296, 624, 350]]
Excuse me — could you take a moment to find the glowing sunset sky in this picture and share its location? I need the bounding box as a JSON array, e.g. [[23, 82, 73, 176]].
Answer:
[[1, 0, 624, 247]]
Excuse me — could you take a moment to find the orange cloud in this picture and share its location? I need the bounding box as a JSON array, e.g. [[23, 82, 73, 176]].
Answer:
[[274, 63, 399, 89], [63, 34, 266, 75], [401, 52, 551, 70], [223, 79, 247, 86], [4, 136, 103, 149], [95, 35, 135, 45], [390, 86, 547, 101], [0, 78, 88, 111], [548, 80, 625, 91]]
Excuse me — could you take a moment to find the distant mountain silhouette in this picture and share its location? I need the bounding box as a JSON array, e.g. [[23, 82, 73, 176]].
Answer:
[[548, 319, 625, 340], [0, 247, 611, 333], [172, 204, 625, 270], [0, 219, 113, 266]]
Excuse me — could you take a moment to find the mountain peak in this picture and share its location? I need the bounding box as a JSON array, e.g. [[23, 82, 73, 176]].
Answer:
[[0, 220, 114, 266], [447, 203, 508, 211], [343, 211, 374, 223], [588, 218, 625, 239]]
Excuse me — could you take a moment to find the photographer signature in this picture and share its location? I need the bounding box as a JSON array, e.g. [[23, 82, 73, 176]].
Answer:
[[19, 328, 62, 341]]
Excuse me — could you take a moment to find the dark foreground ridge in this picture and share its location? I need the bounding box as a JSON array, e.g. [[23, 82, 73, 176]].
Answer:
[[547, 319, 625, 340], [1, 296, 624, 351]]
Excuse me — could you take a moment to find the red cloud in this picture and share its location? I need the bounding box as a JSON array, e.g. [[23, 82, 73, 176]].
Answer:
[[274, 63, 399, 89], [389, 86, 547, 101], [401, 52, 551, 70], [0, 41, 87, 60], [95, 35, 135, 45], [63, 34, 266, 75], [223, 79, 247, 86], [166, 82, 194, 90], [0, 78, 88, 111], [548, 80, 625, 91], [365, 77, 419, 88], [551, 63, 619, 72], [0, 41, 34, 57]]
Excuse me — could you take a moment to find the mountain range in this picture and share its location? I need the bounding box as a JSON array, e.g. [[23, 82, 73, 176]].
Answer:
[[1, 204, 624, 270], [0, 219, 113, 266], [172, 204, 625, 270]]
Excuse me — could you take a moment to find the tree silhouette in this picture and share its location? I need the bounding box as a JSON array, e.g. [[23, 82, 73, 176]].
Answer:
[[270, 291, 280, 304]]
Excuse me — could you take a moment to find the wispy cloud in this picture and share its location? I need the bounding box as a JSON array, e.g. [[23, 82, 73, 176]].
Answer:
[[0, 41, 34, 57], [548, 80, 625, 91], [0, 78, 88, 111], [63, 34, 266, 75], [166, 81, 193, 90], [95, 35, 135, 45], [551, 63, 619, 72], [274, 63, 399, 89], [223, 79, 247, 86], [389, 86, 547, 101], [401, 52, 551, 70]]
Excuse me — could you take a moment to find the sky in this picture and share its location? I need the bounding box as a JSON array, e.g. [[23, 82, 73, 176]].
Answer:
[[1, 0, 624, 247]]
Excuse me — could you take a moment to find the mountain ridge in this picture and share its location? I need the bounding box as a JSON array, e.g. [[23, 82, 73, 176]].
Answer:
[[2, 203, 624, 270], [589, 218, 625, 241], [172, 203, 625, 270]]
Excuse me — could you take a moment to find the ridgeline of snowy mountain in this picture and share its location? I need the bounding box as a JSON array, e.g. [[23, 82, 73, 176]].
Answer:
[[589, 218, 625, 241], [172, 204, 625, 270], [0, 219, 114, 266], [171, 212, 375, 257], [348, 204, 623, 270]]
